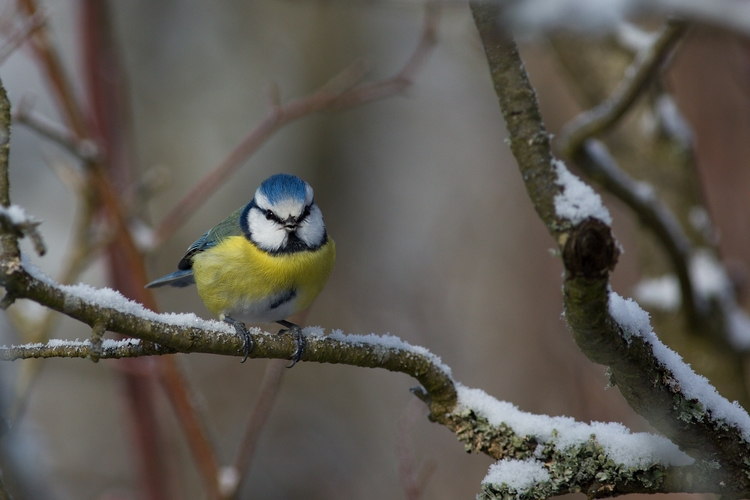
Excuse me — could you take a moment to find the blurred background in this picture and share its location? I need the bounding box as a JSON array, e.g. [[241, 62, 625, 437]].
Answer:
[[0, 1, 748, 499]]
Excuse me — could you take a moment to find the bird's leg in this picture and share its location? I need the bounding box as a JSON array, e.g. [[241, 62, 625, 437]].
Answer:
[[222, 315, 254, 363], [277, 319, 305, 368]]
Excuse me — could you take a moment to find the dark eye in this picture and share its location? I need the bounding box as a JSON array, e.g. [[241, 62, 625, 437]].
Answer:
[[265, 210, 274, 221]]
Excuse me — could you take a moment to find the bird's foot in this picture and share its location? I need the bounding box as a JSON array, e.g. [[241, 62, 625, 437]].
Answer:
[[222, 315, 254, 363], [277, 320, 305, 368]]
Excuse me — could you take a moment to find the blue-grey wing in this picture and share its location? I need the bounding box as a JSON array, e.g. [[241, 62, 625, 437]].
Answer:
[[177, 230, 213, 270], [177, 206, 245, 270], [145, 269, 195, 288], [146, 206, 245, 289]]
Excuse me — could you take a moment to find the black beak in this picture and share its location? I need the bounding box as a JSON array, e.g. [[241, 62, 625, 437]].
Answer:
[[283, 216, 298, 232]]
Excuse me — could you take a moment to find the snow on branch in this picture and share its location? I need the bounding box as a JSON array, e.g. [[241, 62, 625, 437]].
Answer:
[[572, 140, 701, 325], [635, 250, 750, 351], [552, 158, 612, 225], [0, 203, 45, 256], [470, 2, 750, 495], [0, 257, 724, 495], [501, 0, 750, 39], [553, 7, 750, 387], [608, 293, 750, 436], [447, 385, 717, 498], [0, 337, 175, 359], [0, 54, 744, 494], [0, 258, 458, 413]]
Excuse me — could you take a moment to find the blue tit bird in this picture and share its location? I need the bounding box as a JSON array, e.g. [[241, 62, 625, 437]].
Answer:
[[146, 173, 335, 366]]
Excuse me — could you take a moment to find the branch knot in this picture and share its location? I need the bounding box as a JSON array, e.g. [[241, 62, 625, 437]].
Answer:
[[562, 218, 619, 280]]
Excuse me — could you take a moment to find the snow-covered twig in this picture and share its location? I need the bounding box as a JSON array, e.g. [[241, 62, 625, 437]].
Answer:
[[502, 0, 750, 38], [0, 260, 458, 412], [554, 15, 750, 353], [0, 337, 175, 359], [554, 20, 699, 325], [0, 204, 45, 257]]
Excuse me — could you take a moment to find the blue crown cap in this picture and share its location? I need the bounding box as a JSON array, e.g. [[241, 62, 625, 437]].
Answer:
[[259, 173, 308, 204]]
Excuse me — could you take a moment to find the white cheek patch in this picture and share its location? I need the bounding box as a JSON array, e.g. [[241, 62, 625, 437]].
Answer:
[[247, 208, 287, 251], [297, 204, 326, 247], [304, 185, 314, 206]]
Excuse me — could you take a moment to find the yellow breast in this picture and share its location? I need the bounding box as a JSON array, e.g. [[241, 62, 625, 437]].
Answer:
[[191, 235, 336, 320]]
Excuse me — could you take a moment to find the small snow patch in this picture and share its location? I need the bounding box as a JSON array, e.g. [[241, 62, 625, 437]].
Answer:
[[0, 205, 32, 225], [483, 458, 549, 491], [327, 330, 453, 378], [553, 159, 612, 225]]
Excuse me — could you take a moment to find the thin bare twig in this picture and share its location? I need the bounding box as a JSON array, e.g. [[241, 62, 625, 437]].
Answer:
[[329, 1, 441, 109], [13, 97, 101, 162], [17, 0, 87, 137], [0, 7, 45, 64], [152, 1, 442, 248], [158, 356, 222, 499], [558, 20, 687, 157], [397, 399, 436, 500], [225, 359, 286, 498], [16, 1, 213, 497]]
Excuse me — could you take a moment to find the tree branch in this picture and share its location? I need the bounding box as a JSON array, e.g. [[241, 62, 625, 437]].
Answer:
[[0, 261, 730, 497], [0, 262, 458, 415], [469, 2, 750, 496], [558, 20, 687, 158], [13, 97, 101, 162], [15, 2, 222, 495], [0, 206, 45, 258], [574, 140, 700, 325], [0, 338, 174, 359], [0, 7, 45, 64], [0, 78, 17, 262], [225, 359, 286, 498], [555, 21, 704, 328], [450, 386, 717, 498]]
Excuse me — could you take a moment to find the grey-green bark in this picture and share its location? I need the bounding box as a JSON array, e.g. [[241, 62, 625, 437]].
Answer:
[[470, 1, 750, 497], [550, 27, 750, 408]]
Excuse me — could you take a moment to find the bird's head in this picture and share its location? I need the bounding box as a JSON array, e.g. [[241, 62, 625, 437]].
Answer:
[[243, 173, 327, 253]]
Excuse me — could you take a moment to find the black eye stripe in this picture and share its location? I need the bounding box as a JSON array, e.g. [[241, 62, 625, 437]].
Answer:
[[262, 205, 313, 224], [300, 205, 312, 222]]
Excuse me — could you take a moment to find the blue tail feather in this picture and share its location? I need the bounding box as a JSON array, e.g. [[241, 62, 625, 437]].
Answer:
[[145, 269, 195, 289]]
